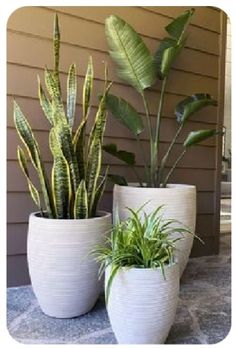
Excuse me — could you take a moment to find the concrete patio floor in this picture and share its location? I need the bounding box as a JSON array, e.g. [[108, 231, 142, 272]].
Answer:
[[7, 235, 231, 344]]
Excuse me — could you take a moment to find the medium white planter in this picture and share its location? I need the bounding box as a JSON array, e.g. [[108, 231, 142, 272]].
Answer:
[[27, 211, 111, 318], [113, 184, 196, 276], [106, 264, 179, 344]]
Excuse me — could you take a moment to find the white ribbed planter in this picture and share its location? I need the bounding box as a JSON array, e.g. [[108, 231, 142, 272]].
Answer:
[[106, 264, 179, 344], [113, 184, 196, 276], [27, 211, 111, 318]]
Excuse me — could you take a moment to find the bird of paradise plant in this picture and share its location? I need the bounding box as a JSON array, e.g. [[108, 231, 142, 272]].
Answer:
[[102, 9, 220, 188], [14, 14, 111, 219]]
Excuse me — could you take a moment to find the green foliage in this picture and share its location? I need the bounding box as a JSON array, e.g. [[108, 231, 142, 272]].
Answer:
[[103, 143, 135, 166], [92, 204, 192, 304], [105, 15, 157, 93], [14, 14, 109, 219], [104, 9, 220, 187], [184, 129, 220, 147]]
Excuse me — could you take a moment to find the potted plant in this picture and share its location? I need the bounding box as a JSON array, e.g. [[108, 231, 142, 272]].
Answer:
[[13, 15, 112, 318], [92, 205, 192, 344], [102, 9, 221, 274]]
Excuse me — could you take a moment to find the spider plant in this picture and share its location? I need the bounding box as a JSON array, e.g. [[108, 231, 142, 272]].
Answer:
[[92, 204, 192, 304], [14, 14, 111, 219], [102, 9, 220, 187]]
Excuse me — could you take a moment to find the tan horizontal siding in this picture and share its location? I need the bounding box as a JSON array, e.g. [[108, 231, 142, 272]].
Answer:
[[7, 6, 226, 286]]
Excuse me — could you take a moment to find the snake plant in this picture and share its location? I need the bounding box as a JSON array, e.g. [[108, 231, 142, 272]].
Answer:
[[103, 9, 220, 187], [14, 14, 111, 219]]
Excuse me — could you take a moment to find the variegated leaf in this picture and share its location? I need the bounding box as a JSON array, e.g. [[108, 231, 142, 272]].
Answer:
[[17, 146, 41, 209], [90, 166, 109, 217], [86, 138, 102, 217], [73, 116, 87, 179], [67, 63, 77, 129], [52, 153, 71, 219], [38, 76, 53, 125], [83, 56, 93, 118], [53, 13, 61, 91], [45, 67, 65, 120], [74, 179, 88, 219]]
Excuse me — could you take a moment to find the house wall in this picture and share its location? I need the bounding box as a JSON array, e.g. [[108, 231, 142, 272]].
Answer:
[[7, 6, 226, 286]]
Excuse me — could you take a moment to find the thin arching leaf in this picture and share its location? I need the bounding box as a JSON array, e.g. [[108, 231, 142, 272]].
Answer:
[[90, 167, 109, 217], [74, 179, 88, 219], [184, 129, 220, 147], [38, 76, 53, 125], [104, 94, 144, 136], [175, 93, 217, 124], [83, 56, 93, 118], [105, 15, 157, 93], [67, 63, 77, 128], [103, 143, 135, 166]]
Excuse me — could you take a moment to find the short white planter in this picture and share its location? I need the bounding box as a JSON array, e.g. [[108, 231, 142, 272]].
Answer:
[[106, 263, 179, 344], [27, 211, 111, 318], [113, 184, 196, 276]]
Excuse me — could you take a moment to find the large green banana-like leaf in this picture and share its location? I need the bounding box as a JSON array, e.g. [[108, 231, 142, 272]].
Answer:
[[53, 13, 61, 91], [17, 146, 41, 209], [107, 174, 128, 186], [105, 15, 157, 93], [104, 94, 144, 136], [38, 76, 53, 125], [83, 56, 93, 118], [175, 94, 217, 124], [53, 121, 79, 194], [52, 153, 71, 219], [103, 143, 135, 165], [184, 129, 219, 147], [165, 8, 195, 39], [67, 63, 77, 128], [74, 180, 88, 219], [90, 167, 109, 217], [155, 9, 194, 79], [86, 138, 102, 217]]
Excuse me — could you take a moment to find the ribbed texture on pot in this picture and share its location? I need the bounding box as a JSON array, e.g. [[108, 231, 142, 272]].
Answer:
[[27, 211, 111, 318], [113, 184, 196, 276], [106, 264, 179, 344]]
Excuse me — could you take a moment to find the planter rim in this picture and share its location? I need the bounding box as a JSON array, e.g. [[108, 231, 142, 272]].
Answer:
[[29, 210, 111, 224], [106, 262, 178, 273], [115, 183, 196, 190]]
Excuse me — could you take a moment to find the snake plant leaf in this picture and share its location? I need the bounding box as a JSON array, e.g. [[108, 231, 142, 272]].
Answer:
[[54, 121, 79, 194], [165, 8, 195, 39], [67, 63, 77, 129], [83, 56, 93, 119], [53, 13, 61, 91], [155, 9, 194, 79], [52, 152, 71, 219], [86, 138, 102, 217], [90, 166, 109, 217], [107, 174, 128, 186], [74, 179, 88, 219], [103, 143, 135, 166], [175, 94, 218, 124], [38, 76, 53, 125], [17, 146, 41, 209], [45, 67, 65, 121], [14, 101, 40, 169], [73, 116, 88, 179], [105, 15, 157, 93], [104, 94, 144, 136], [184, 129, 219, 147]]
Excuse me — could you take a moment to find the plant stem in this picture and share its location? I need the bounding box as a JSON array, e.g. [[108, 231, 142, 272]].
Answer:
[[136, 135, 149, 185], [162, 149, 186, 187], [141, 93, 153, 186], [158, 123, 184, 186]]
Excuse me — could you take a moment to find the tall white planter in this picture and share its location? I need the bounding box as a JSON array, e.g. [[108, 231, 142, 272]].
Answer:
[[113, 184, 196, 276], [27, 211, 111, 318], [106, 264, 179, 344]]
